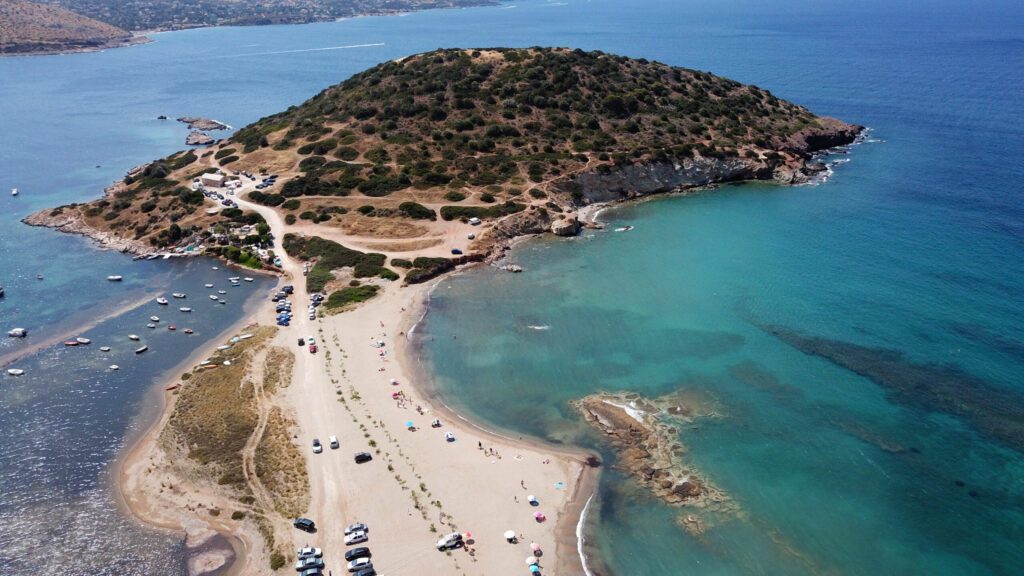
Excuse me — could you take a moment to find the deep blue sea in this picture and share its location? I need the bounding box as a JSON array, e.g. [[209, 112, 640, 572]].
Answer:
[[2, 0, 1022, 574]]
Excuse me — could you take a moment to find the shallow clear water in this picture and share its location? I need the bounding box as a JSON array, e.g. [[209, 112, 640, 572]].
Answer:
[[2, 0, 1022, 573]]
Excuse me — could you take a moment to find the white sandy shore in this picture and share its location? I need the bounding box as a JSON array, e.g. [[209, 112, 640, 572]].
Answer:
[[120, 192, 600, 575]]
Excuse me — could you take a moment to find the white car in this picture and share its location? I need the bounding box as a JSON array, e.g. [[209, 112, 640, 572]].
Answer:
[[346, 557, 372, 572], [329, 436, 339, 449], [344, 530, 368, 545], [307, 336, 316, 344], [436, 532, 463, 551], [296, 546, 322, 558]]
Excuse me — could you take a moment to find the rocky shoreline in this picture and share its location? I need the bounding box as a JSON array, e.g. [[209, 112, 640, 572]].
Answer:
[[22, 205, 152, 254], [573, 391, 736, 536]]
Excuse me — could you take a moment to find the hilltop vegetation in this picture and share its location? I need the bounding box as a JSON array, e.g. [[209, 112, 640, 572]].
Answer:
[[0, 0, 139, 54], [41, 0, 495, 32], [28, 48, 859, 291]]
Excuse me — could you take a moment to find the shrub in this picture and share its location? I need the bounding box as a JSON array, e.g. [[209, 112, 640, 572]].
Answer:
[[284, 214, 296, 225], [282, 199, 301, 210], [440, 201, 525, 221], [214, 147, 236, 160], [335, 146, 359, 161], [479, 192, 496, 203], [391, 258, 413, 269], [325, 285, 381, 309], [397, 202, 436, 220], [218, 155, 239, 166], [443, 191, 466, 202], [270, 553, 286, 571]]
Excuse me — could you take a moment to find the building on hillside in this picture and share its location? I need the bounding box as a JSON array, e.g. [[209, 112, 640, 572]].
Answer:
[[201, 173, 225, 188]]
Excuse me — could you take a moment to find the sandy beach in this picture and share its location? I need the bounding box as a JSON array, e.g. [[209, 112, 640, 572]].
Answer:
[[120, 193, 600, 575]]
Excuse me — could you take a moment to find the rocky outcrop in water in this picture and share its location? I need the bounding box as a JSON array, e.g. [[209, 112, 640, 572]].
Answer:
[[573, 391, 734, 535], [178, 117, 229, 131]]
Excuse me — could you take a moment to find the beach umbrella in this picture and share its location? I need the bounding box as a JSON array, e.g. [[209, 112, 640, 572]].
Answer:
[[390, 378, 398, 385], [526, 557, 538, 565], [528, 495, 538, 505], [531, 542, 541, 552], [534, 512, 546, 522], [392, 392, 400, 399], [406, 420, 415, 429], [504, 530, 516, 542]]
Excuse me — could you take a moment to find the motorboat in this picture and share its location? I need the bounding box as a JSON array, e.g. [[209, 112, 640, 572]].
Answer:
[[11, 188, 17, 196], [204, 283, 214, 288], [228, 277, 240, 282], [107, 275, 123, 281], [128, 334, 140, 341], [212, 266, 219, 270], [172, 293, 186, 299], [63, 340, 79, 347], [179, 307, 192, 312], [150, 316, 160, 322], [75, 337, 91, 345], [209, 295, 219, 301], [614, 225, 635, 232], [183, 328, 193, 334], [156, 297, 169, 305], [168, 325, 176, 331], [134, 346, 148, 354], [146, 323, 156, 329], [217, 345, 231, 351], [99, 346, 111, 352], [7, 328, 27, 338], [0, 286, 5, 298], [218, 300, 227, 305], [7, 368, 24, 376], [244, 277, 254, 282], [217, 290, 226, 294], [109, 365, 119, 370]]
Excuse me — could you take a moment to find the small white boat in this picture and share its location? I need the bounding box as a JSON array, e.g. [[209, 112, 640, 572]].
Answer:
[[243, 277, 254, 282], [199, 360, 211, 366], [150, 316, 160, 322], [204, 283, 214, 288], [217, 344, 231, 351], [238, 333, 254, 340], [212, 266, 219, 270], [209, 295, 219, 301], [100, 346, 111, 352], [179, 307, 192, 312], [134, 346, 148, 354], [614, 225, 635, 232], [107, 275, 123, 281], [109, 365, 119, 370], [156, 297, 169, 305], [217, 290, 226, 294], [218, 300, 227, 305], [75, 337, 91, 345], [172, 293, 186, 299], [11, 188, 19, 196], [162, 254, 171, 260], [228, 277, 240, 282], [7, 368, 24, 376], [128, 334, 140, 341], [7, 328, 27, 338], [146, 323, 156, 329]]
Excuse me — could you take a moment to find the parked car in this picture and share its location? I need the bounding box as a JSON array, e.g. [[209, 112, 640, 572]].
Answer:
[[296, 546, 322, 559], [344, 523, 368, 536], [344, 547, 371, 562], [329, 436, 339, 449], [436, 532, 463, 551], [344, 530, 368, 546], [354, 568, 376, 576], [309, 343, 317, 353], [346, 557, 372, 572], [312, 438, 322, 454], [354, 452, 372, 464], [451, 248, 463, 255], [293, 517, 316, 532], [298, 338, 305, 346], [294, 556, 324, 571], [300, 569, 323, 576]]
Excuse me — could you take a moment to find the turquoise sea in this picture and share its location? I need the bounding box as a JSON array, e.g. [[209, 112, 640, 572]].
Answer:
[[1, 0, 1022, 573]]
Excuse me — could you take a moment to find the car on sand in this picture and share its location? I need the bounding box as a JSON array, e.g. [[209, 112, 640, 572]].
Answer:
[[436, 532, 463, 551], [293, 517, 316, 532], [344, 522, 368, 535], [354, 452, 372, 464], [297, 546, 322, 559], [312, 438, 322, 454], [294, 556, 324, 571], [344, 530, 368, 545], [344, 546, 371, 562], [347, 557, 372, 572]]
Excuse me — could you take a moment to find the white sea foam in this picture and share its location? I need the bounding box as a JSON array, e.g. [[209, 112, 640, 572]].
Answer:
[[577, 493, 596, 576]]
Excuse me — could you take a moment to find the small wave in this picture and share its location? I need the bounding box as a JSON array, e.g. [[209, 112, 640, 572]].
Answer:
[[527, 325, 550, 331]]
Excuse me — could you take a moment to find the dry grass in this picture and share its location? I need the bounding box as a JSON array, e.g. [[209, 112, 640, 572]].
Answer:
[[255, 407, 311, 518], [232, 148, 298, 174], [357, 238, 443, 252], [262, 346, 295, 394], [162, 326, 275, 491], [330, 215, 429, 238]]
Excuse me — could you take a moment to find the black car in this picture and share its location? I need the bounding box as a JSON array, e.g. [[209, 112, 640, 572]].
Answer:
[[298, 338, 305, 346], [283, 285, 294, 294], [354, 569, 376, 576], [354, 452, 372, 464], [293, 517, 316, 532], [344, 547, 371, 562]]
